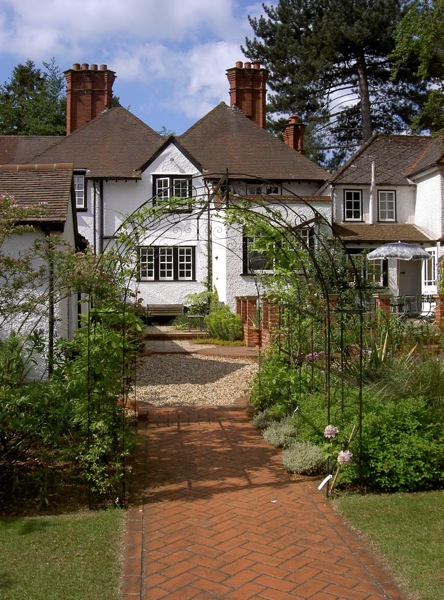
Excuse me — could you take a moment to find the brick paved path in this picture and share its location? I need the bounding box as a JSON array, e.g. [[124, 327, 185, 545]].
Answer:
[[121, 406, 403, 599]]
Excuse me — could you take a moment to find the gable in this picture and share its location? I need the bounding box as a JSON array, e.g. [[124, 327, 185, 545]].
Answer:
[[179, 103, 329, 183]]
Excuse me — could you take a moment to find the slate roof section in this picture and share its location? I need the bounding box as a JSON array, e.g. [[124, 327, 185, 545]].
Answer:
[[0, 163, 74, 224], [0, 136, 61, 165], [179, 103, 329, 183], [330, 134, 442, 186], [333, 222, 435, 243], [30, 107, 165, 179]]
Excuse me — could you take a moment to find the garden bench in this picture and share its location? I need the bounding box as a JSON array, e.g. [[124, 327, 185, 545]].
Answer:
[[146, 304, 184, 317]]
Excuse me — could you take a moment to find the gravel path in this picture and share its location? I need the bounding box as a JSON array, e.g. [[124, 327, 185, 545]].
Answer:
[[135, 353, 258, 407]]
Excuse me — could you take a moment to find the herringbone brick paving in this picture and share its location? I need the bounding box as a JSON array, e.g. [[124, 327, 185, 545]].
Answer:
[[120, 405, 404, 599]]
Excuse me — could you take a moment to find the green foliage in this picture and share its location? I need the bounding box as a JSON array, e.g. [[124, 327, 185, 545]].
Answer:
[[204, 305, 243, 341], [0, 58, 66, 135], [262, 418, 298, 448], [391, 0, 444, 133], [251, 409, 275, 429], [356, 395, 444, 492], [282, 441, 327, 475]]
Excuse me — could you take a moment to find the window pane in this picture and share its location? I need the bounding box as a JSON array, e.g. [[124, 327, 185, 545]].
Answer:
[[156, 178, 169, 200], [173, 179, 189, 198], [158, 248, 174, 280], [178, 247, 193, 280], [139, 247, 154, 280], [345, 191, 361, 220], [366, 258, 384, 286], [74, 174, 85, 209], [378, 191, 395, 221], [424, 251, 436, 286]]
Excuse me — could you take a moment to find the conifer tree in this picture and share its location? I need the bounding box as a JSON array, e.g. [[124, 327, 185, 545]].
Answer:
[[243, 0, 425, 167]]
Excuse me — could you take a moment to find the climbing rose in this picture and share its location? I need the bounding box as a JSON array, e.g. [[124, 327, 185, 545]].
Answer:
[[337, 450, 353, 465], [324, 425, 339, 439]]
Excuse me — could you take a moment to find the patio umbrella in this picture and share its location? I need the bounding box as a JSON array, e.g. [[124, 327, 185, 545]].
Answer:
[[367, 241, 431, 261]]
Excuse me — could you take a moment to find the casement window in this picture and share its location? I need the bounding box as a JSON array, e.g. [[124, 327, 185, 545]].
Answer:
[[344, 190, 362, 221], [378, 190, 396, 222], [423, 248, 437, 287], [297, 227, 315, 250], [139, 246, 195, 281], [153, 175, 192, 211], [74, 174, 86, 210], [365, 258, 386, 287], [243, 236, 272, 273]]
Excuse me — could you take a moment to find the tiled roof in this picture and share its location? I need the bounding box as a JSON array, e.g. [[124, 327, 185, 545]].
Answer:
[[30, 107, 165, 179], [0, 163, 73, 223], [0, 136, 61, 165], [333, 222, 434, 243], [330, 134, 442, 186], [178, 103, 329, 183]]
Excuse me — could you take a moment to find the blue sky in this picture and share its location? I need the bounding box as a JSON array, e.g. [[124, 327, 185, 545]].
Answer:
[[0, 0, 277, 135]]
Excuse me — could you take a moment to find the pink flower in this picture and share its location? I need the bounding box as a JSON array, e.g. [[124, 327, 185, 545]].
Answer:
[[337, 450, 353, 465], [324, 425, 339, 439]]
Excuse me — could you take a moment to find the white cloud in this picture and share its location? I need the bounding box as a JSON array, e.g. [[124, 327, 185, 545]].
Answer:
[[0, 0, 276, 130]]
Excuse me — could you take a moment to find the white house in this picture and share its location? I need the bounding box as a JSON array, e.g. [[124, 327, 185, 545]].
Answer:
[[0, 61, 330, 316], [0, 163, 80, 379], [328, 134, 444, 303]]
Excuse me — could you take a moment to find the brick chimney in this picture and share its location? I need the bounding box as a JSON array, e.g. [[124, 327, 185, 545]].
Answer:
[[226, 61, 268, 128], [64, 63, 116, 135], [283, 115, 306, 153]]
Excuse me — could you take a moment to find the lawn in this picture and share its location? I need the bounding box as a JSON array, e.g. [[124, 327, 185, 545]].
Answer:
[[334, 490, 444, 600], [0, 508, 125, 600]]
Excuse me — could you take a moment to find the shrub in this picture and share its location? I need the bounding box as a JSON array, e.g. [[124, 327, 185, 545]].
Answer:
[[262, 418, 298, 448], [251, 410, 274, 429], [355, 395, 444, 492], [282, 441, 327, 475], [204, 305, 243, 341]]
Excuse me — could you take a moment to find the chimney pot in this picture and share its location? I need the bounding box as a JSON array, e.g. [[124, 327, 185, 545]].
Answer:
[[235, 61, 243, 68], [73, 63, 80, 70], [289, 114, 300, 124], [100, 64, 107, 71], [81, 63, 89, 70], [245, 61, 251, 69], [91, 64, 98, 70], [253, 61, 261, 69]]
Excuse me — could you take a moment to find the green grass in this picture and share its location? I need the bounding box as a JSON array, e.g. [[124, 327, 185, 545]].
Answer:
[[0, 508, 125, 600], [334, 491, 444, 600]]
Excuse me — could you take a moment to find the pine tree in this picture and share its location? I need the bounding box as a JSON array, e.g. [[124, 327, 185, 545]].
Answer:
[[0, 59, 66, 135], [243, 0, 425, 167]]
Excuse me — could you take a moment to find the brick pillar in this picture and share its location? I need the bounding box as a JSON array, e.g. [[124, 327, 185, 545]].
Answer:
[[434, 295, 444, 328], [226, 61, 268, 128], [373, 294, 392, 321], [64, 63, 116, 134]]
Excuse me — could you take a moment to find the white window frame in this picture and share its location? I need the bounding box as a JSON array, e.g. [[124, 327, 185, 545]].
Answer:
[[153, 175, 192, 212], [378, 190, 396, 222], [74, 174, 86, 210], [139, 246, 195, 281], [344, 190, 362, 221], [422, 247, 437, 290]]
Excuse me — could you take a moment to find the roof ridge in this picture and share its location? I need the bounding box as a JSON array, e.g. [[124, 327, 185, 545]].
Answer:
[[0, 163, 73, 171]]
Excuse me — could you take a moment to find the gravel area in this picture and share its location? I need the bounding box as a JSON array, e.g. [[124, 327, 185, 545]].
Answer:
[[135, 354, 258, 407]]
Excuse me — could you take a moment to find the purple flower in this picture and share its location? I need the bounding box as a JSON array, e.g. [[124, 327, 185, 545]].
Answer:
[[337, 450, 353, 465], [324, 425, 339, 439]]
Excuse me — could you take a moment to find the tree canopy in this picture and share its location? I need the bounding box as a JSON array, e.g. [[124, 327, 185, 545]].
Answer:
[[391, 0, 444, 132], [0, 59, 66, 136], [243, 0, 428, 167]]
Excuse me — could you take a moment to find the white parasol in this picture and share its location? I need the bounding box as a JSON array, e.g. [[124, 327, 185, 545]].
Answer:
[[367, 241, 431, 261]]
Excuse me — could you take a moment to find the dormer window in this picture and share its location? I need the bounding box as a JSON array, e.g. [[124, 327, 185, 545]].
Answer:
[[378, 190, 396, 222], [74, 173, 86, 210], [153, 175, 192, 212], [344, 190, 362, 221]]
